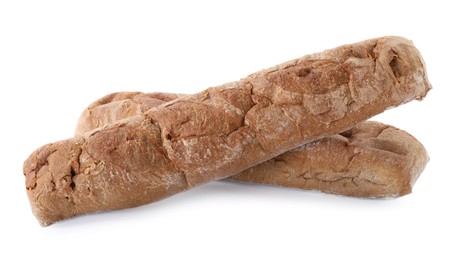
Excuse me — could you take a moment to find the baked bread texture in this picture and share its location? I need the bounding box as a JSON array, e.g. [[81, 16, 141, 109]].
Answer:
[[76, 92, 429, 198], [230, 121, 428, 198], [75, 92, 187, 134], [24, 36, 431, 226]]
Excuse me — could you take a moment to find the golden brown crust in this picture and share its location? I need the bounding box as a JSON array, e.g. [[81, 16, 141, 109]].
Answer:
[[229, 121, 428, 198], [76, 92, 429, 198], [75, 92, 185, 134], [24, 36, 431, 226]]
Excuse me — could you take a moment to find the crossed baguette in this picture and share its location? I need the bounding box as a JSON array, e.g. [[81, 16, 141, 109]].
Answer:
[[76, 91, 428, 199], [24, 36, 431, 226]]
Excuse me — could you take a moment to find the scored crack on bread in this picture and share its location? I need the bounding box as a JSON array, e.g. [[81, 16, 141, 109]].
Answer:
[[76, 92, 429, 198], [24, 36, 431, 226]]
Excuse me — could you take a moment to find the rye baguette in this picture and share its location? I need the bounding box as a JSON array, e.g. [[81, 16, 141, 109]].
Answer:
[[76, 92, 429, 198], [24, 36, 431, 226]]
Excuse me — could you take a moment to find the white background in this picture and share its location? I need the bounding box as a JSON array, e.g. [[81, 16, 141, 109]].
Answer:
[[1, 1, 460, 259]]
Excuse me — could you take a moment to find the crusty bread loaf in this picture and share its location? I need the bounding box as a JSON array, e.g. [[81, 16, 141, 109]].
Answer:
[[24, 36, 431, 226], [230, 121, 428, 197], [76, 92, 429, 198]]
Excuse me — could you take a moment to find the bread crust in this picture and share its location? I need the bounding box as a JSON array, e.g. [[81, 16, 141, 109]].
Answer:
[[24, 36, 431, 225], [230, 121, 428, 198], [77, 92, 429, 198]]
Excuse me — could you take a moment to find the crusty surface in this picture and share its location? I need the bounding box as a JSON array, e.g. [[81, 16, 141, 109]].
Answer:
[[24, 36, 431, 226], [230, 121, 428, 198], [77, 92, 429, 198], [76, 92, 185, 134]]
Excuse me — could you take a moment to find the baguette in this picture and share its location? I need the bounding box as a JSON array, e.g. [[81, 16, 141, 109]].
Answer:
[[24, 36, 431, 226], [76, 92, 429, 198], [230, 121, 428, 198]]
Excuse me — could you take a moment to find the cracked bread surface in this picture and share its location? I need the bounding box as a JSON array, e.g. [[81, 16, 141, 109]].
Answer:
[[24, 36, 431, 226], [77, 92, 429, 198], [229, 121, 428, 198]]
